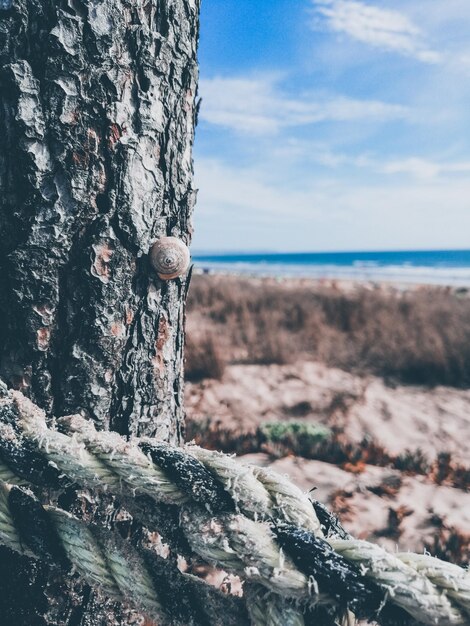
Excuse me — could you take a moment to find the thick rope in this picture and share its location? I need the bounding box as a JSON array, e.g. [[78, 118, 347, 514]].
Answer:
[[398, 554, 470, 615], [0, 480, 250, 626], [0, 392, 385, 623], [245, 585, 311, 626], [0, 386, 469, 625]]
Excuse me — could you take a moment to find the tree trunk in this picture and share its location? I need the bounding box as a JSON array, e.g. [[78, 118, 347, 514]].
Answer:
[[0, 0, 200, 623]]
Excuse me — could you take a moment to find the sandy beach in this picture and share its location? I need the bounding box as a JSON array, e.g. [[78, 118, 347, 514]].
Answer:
[[185, 273, 470, 562]]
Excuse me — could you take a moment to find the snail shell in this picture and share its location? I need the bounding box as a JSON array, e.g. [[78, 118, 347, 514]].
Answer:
[[150, 237, 190, 280]]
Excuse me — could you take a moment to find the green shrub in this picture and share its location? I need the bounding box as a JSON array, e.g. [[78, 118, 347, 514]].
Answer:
[[260, 421, 332, 456]]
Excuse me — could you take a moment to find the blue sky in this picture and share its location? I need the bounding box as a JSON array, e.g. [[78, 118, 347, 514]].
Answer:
[[193, 0, 470, 252]]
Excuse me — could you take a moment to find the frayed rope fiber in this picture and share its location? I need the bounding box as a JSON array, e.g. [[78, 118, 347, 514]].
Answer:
[[0, 383, 469, 626]]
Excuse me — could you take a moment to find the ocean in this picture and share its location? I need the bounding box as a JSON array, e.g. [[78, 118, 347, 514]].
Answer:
[[193, 249, 470, 287]]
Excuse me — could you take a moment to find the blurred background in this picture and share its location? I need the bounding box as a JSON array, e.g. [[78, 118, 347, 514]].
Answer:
[[185, 0, 470, 564]]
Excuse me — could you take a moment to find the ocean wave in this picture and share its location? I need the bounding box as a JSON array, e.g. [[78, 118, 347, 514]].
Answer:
[[194, 260, 470, 286]]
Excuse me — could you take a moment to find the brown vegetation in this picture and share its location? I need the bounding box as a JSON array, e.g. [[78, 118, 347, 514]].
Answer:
[[185, 334, 226, 381], [186, 274, 470, 387], [186, 415, 470, 492], [424, 517, 470, 566]]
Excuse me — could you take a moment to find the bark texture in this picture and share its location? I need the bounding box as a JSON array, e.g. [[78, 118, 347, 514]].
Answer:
[[0, 0, 200, 623]]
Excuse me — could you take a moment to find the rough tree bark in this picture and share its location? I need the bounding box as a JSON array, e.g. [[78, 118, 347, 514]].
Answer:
[[0, 0, 200, 624]]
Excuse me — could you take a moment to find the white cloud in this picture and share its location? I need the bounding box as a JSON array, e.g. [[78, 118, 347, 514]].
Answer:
[[312, 0, 441, 63], [199, 75, 409, 134], [195, 157, 327, 220], [193, 157, 470, 251], [270, 140, 470, 181], [193, 0, 470, 252], [380, 157, 470, 179]]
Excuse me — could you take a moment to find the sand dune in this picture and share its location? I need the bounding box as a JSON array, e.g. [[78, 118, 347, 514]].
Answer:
[[186, 360, 470, 462], [186, 360, 470, 562]]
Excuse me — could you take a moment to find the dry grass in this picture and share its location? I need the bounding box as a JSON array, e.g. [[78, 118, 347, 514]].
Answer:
[[186, 274, 470, 387], [185, 334, 225, 381]]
